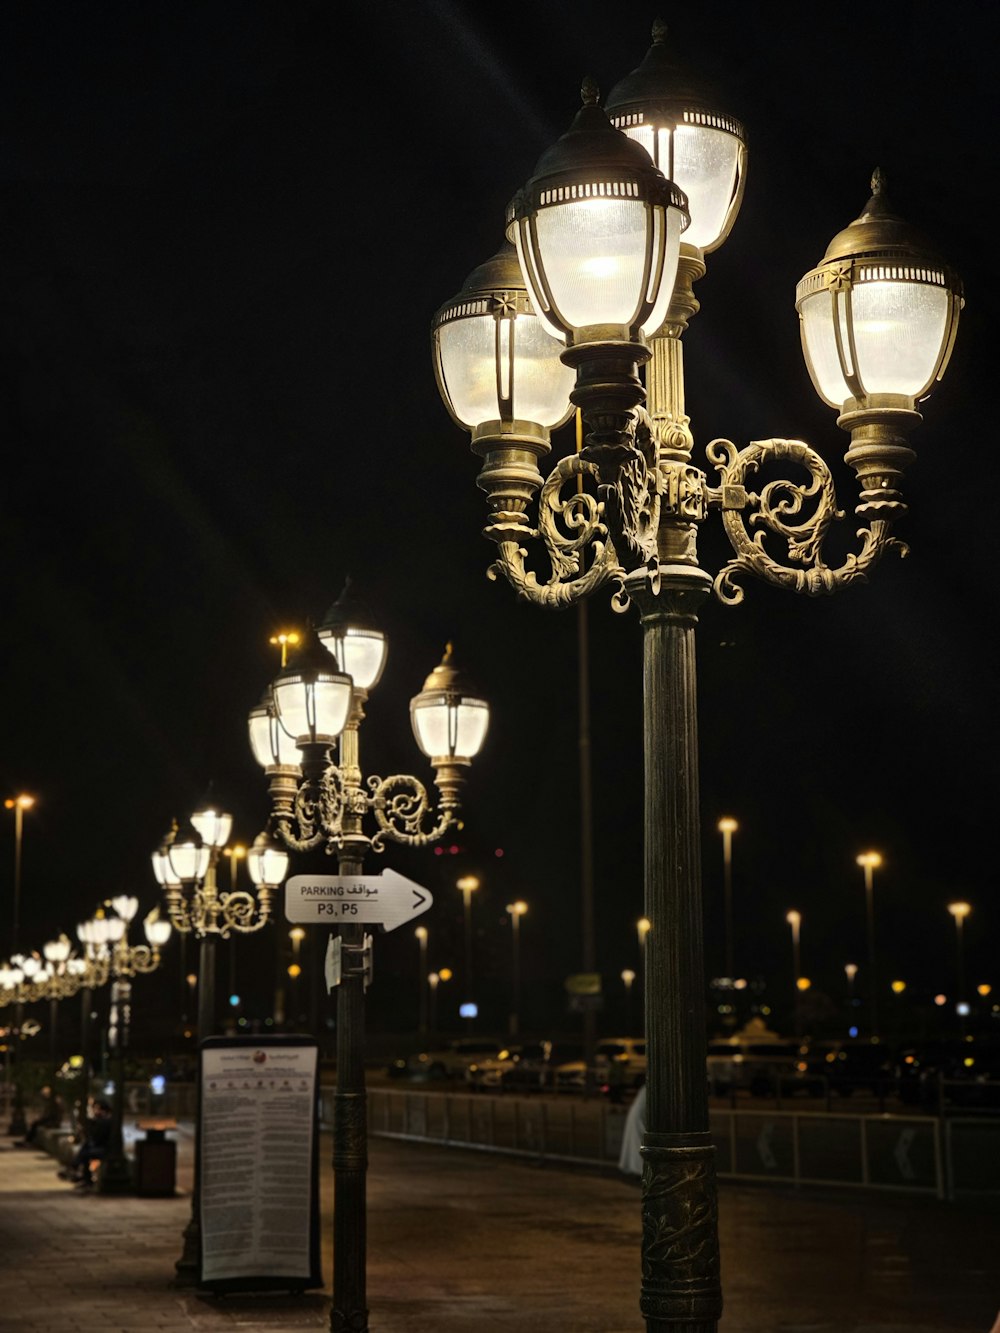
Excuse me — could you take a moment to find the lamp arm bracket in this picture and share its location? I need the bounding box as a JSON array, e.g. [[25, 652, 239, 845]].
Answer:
[[120, 944, 159, 976], [274, 763, 348, 854], [219, 890, 271, 936], [706, 436, 907, 603], [486, 453, 626, 608], [367, 772, 454, 850]]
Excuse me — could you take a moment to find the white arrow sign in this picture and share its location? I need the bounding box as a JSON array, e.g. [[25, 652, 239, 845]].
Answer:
[[285, 870, 433, 933]]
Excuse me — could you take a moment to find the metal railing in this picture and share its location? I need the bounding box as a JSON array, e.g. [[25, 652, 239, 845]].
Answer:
[[360, 1086, 1000, 1201]]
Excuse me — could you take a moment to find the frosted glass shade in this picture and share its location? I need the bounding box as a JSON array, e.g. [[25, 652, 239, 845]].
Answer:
[[410, 644, 489, 764], [167, 829, 210, 885], [798, 278, 954, 408], [411, 694, 490, 763], [621, 122, 743, 253], [795, 172, 962, 413], [317, 626, 387, 692], [515, 195, 682, 342], [436, 305, 574, 429], [247, 831, 290, 888], [505, 80, 688, 347], [273, 664, 353, 745], [191, 807, 233, 850], [249, 696, 302, 769], [110, 895, 139, 923], [144, 914, 172, 947]]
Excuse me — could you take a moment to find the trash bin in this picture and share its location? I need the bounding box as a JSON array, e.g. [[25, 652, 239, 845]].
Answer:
[[134, 1118, 177, 1196]]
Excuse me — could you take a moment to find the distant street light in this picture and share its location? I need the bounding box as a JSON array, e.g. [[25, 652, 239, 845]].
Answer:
[[947, 900, 972, 1031], [506, 901, 528, 1036], [857, 851, 883, 1039], [4, 794, 35, 959], [717, 817, 738, 979], [152, 800, 284, 1283], [786, 911, 802, 1033], [457, 875, 481, 1015], [844, 962, 858, 1032], [622, 968, 637, 1030]]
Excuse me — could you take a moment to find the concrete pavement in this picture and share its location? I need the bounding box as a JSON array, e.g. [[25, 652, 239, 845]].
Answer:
[[1, 1120, 997, 1332]]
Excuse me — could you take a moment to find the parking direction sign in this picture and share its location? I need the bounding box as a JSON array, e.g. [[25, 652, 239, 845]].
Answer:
[[285, 870, 432, 932]]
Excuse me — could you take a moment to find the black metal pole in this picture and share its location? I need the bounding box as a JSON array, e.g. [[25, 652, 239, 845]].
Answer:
[[6, 1001, 27, 1136], [98, 977, 134, 1192], [48, 994, 59, 1089], [80, 984, 92, 1102], [174, 931, 215, 1285], [330, 839, 368, 1333], [633, 569, 721, 1333]]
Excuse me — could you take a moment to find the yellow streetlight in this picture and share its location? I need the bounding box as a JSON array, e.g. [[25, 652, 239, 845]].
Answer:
[[977, 984, 992, 998], [856, 850, 883, 1040], [457, 875, 480, 1009], [4, 793, 35, 956], [717, 817, 738, 979], [505, 901, 528, 1037], [269, 630, 301, 667], [947, 901, 972, 1024]]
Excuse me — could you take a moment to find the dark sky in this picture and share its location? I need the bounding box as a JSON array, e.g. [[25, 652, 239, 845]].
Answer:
[[1, 0, 995, 1040]]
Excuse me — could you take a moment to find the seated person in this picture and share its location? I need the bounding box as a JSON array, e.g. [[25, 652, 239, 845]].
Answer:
[[18, 1086, 65, 1146], [58, 1098, 113, 1186]]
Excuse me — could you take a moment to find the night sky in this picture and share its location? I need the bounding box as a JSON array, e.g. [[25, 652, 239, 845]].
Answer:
[[1, 1, 995, 1043]]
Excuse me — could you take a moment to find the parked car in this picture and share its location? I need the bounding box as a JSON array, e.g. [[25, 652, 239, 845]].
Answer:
[[706, 1037, 804, 1096], [499, 1040, 585, 1092], [896, 1038, 1000, 1110], [387, 1038, 504, 1082], [464, 1046, 521, 1091], [553, 1037, 647, 1095], [801, 1039, 896, 1097]]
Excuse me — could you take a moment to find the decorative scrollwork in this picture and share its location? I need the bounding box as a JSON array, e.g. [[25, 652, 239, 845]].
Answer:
[[276, 765, 348, 854], [487, 416, 665, 609], [707, 436, 908, 604], [368, 773, 453, 850], [487, 452, 626, 607], [219, 890, 271, 937]]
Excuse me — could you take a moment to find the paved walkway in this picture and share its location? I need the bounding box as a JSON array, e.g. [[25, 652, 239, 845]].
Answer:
[[1, 1121, 997, 1332]]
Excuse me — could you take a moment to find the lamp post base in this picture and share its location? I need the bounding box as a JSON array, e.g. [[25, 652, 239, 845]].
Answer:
[[173, 1212, 201, 1287]]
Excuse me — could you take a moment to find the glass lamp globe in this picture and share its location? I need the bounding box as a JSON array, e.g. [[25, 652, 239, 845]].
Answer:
[[248, 689, 303, 770], [410, 644, 489, 765], [143, 911, 172, 948], [247, 828, 290, 889], [505, 76, 689, 348], [433, 240, 575, 442], [796, 169, 962, 414], [191, 797, 233, 850], [272, 623, 354, 747], [110, 895, 139, 923], [317, 578, 388, 693], [166, 817, 210, 885], [604, 20, 746, 257]]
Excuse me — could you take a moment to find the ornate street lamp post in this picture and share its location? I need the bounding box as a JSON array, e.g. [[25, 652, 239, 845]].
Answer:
[[434, 21, 961, 1330], [91, 896, 172, 1194], [153, 801, 284, 1282], [251, 586, 488, 1333]]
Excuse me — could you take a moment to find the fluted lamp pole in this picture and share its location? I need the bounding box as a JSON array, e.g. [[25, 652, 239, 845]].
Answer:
[[434, 19, 961, 1331], [253, 593, 488, 1333]]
